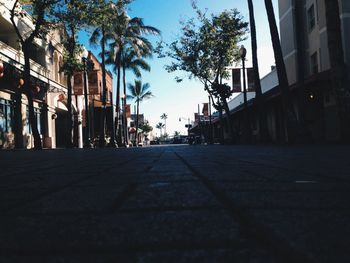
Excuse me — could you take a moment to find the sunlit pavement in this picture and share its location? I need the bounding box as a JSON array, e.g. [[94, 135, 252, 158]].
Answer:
[[0, 145, 349, 262]]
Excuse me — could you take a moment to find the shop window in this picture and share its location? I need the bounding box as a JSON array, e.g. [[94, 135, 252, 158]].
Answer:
[[308, 4, 315, 32], [26, 107, 42, 134], [0, 99, 13, 133]]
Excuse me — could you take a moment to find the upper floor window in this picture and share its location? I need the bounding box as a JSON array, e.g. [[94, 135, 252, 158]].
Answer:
[[308, 4, 316, 32], [310, 52, 318, 74]]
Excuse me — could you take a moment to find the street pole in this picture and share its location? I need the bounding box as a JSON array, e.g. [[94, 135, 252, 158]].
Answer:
[[240, 45, 250, 143], [209, 95, 213, 144], [198, 104, 202, 144], [188, 118, 190, 136], [82, 57, 92, 148]]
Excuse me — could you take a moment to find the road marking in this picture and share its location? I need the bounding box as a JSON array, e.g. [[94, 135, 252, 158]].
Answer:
[[295, 181, 317, 184]]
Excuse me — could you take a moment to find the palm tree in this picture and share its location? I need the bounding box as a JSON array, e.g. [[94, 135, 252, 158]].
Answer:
[[121, 48, 150, 145], [264, 0, 298, 143], [156, 122, 165, 138], [160, 113, 168, 135], [89, 1, 119, 147], [324, 0, 350, 140], [127, 80, 153, 145], [247, 0, 268, 142], [107, 13, 160, 145]]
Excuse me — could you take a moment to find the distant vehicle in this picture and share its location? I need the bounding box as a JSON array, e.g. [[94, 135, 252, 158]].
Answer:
[[150, 140, 160, 145], [172, 135, 187, 144]]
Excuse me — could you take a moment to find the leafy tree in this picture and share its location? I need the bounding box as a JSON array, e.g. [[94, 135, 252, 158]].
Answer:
[[56, 0, 88, 148], [127, 80, 153, 145], [139, 120, 153, 134], [164, 5, 248, 142], [9, 0, 59, 149], [174, 131, 181, 136]]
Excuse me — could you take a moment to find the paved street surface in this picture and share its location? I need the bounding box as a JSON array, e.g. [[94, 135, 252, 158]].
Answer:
[[1, 145, 349, 262]]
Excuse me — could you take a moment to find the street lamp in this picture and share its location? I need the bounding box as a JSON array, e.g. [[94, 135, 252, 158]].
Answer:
[[82, 48, 92, 148], [239, 45, 250, 143], [239, 45, 247, 108]]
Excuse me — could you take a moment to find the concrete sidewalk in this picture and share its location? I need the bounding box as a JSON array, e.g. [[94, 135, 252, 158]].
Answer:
[[0, 145, 349, 262]]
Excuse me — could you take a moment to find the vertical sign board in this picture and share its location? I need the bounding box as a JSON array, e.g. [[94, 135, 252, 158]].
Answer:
[[125, 104, 131, 118], [247, 68, 255, 92], [73, 73, 83, 95], [88, 71, 99, 95], [202, 103, 209, 117], [232, 68, 241, 93]]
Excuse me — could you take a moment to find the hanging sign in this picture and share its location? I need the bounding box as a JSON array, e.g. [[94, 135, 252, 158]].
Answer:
[[247, 67, 255, 92], [202, 103, 208, 117], [232, 68, 241, 93]]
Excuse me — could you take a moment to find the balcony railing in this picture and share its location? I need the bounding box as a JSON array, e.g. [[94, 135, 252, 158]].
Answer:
[[0, 40, 66, 92]]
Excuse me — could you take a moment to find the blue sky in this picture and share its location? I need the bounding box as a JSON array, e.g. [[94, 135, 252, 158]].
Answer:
[[79, 0, 279, 136]]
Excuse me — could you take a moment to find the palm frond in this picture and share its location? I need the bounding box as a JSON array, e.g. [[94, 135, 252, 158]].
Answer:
[[139, 90, 153, 101], [89, 28, 101, 46]]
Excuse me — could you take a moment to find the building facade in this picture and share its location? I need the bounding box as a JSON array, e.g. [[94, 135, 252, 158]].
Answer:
[[279, 0, 350, 141], [0, 1, 114, 149], [205, 0, 349, 144], [73, 52, 114, 144], [0, 1, 70, 149]]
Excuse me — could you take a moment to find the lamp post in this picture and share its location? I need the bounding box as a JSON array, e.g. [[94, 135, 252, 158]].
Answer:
[[239, 45, 248, 110], [239, 45, 250, 143], [82, 49, 92, 148]]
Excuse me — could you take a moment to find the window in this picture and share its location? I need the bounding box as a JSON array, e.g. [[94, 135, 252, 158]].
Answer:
[[26, 107, 42, 134], [310, 52, 318, 74], [308, 5, 315, 31], [0, 99, 13, 133]]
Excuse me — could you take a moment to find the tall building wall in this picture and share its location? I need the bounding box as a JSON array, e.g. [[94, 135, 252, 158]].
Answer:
[[279, 0, 297, 85], [279, 0, 350, 83], [339, 1, 350, 73]]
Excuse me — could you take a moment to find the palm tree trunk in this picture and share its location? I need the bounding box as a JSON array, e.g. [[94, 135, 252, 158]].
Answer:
[[122, 65, 128, 146], [115, 49, 122, 146], [65, 30, 76, 148], [66, 73, 73, 148], [164, 119, 167, 136], [248, 0, 269, 143], [23, 43, 42, 150], [99, 25, 107, 147], [14, 88, 24, 148], [325, 0, 350, 141], [264, 0, 297, 143], [136, 100, 140, 145]]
